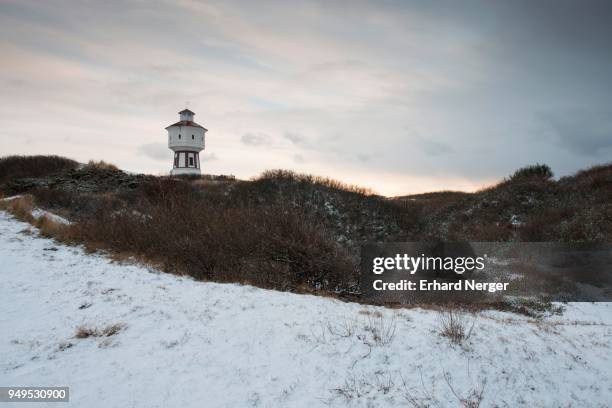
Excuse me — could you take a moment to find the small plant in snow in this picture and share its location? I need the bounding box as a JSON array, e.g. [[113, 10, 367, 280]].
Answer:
[[331, 373, 371, 402], [326, 317, 358, 338], [363, 314, 397, 346], [436, 307, 476, 345], [402, 367, 486, 408], [443, 369, 486, 408], [75, 323, 126, 339], [373, 371, 395, 394]]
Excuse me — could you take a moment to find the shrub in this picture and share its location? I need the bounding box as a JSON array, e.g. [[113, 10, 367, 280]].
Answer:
[[0, 195, 34, 223], [255, 169, 374, 195], [518, 208, 574, 241], [83, 160, 119, 171], [509, 164, 553, 181], [35, 215, 71, 239], [8, 159, 612, 306], [436, 307, 475, 344], [562, 163, 612, 193], [28, 188, 79, 213], [68, 178, 359, 293], [0, 155, 78, 184]]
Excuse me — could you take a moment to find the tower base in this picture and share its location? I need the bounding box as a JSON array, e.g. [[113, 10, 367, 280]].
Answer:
[[170, 167, 201, 176]]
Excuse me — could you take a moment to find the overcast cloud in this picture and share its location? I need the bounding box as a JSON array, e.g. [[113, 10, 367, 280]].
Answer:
[[1, 0, 611, 195]]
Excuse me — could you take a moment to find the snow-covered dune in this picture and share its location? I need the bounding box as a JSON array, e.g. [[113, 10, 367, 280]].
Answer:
[[1, 211, 611, 407]]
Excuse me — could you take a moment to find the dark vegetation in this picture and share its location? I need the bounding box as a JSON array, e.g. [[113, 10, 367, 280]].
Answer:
[[507, 163, 554, 181], [0, 155, 78, 184], [415, 163, 612, 242], [1, 155, 611, 302]]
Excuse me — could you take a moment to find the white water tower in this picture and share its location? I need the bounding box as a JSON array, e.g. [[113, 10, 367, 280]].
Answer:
[[166, 108, 207, 175]]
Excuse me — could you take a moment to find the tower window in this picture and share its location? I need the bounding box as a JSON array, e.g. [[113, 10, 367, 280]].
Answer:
[[178, 134, 181, 139], [189, 157, 194, 166], [192, 135, 195, 140]]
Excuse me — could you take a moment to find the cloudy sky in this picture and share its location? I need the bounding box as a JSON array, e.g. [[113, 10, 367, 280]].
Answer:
[[1, 0, 611, 195]]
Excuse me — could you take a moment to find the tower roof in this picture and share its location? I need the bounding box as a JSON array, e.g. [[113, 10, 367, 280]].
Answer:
[[167, 108, 206, 130], [165, 120, 207, 130]]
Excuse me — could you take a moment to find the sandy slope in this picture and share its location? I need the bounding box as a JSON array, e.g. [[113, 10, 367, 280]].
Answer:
[[0, 211, 611, 407]]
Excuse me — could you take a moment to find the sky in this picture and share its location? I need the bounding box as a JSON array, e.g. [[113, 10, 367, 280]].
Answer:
[[1, 0, 611, 196]]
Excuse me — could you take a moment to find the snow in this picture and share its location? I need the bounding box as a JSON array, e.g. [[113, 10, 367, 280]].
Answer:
[[0, 195, 22, 202], [0, 210, 611, 407], [31, 208, 71, 225], [510, 214, 523, 227]]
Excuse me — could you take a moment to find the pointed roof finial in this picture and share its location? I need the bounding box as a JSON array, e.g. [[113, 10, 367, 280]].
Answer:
[[179, 101, 194, 116]]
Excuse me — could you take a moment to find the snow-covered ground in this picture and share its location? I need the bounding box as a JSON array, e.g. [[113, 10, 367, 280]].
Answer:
[[1, 211, 611, 407]]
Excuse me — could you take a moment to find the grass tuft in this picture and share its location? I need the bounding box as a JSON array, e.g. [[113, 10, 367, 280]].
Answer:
[[75, 323, 126, 339]]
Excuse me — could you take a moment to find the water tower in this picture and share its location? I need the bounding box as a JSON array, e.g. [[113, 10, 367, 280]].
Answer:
[[166, 109, 207, 175]]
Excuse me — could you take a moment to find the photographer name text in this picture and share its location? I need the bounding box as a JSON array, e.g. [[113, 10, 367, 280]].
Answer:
[[372, 279, 509, 293]]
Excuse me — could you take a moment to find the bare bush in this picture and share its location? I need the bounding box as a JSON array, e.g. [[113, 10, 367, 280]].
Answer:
[[401, 370, 441, 408], [70, 179, 359, 293], [326, 317, 358, 338], [373, 371, 395, 394], [436, 307, 476, 345], [331, 370, 397, 404], [331, 373, 371, 402], [402, 367, 486, 408], [443, 370, 486, 408], [6, 177, 361, 297], [363, 314, 396, 346]]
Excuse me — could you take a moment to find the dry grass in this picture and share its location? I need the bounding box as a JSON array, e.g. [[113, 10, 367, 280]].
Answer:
[[34, 215, 70, 239], [75, 323, 126, 339], [330, 371, 396, 403], [0, 195, 73, 240], [0, 195, 34, 222], [83, 160, 119, 171], [358, 309, 383, 318], [101, 323, 126, 336], [74, 326, 98, 339]]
